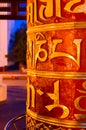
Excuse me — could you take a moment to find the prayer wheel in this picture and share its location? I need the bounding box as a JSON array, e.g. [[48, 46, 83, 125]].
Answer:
[[26, 0, 86, 129]]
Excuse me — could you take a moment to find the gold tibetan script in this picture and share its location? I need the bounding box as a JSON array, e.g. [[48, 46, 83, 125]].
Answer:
[[27, 33, 82, 68], [27, 0, 86, 24]]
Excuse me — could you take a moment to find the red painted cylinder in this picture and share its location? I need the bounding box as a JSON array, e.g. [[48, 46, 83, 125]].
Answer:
[[26, 0, 86, 129]]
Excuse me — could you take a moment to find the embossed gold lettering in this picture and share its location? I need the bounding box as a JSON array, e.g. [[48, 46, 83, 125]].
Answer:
[[27, 2, 34, 24], [28, 35, 82, 68], [73, 39, 82, 67], [50, 39, 63, 59], [56, 0, 62, 17], [73, 1, 86, 13], [74, 81, 86, 111], [27, 0, 41, 24], [34, 0, 41, 23], [39, 0, 53, 20], [74, 81, 86, 119], [27, 79, 36, 108], [64, 0, 82, 13], [27, 39, 33, 66], [27, 0, 86, 24], [35, 33, 47, 65], [50, 39, 82, 67], [45, 80, 70, 119]]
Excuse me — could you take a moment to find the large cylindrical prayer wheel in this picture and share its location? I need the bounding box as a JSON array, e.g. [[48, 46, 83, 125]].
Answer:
[[26, 0, 86, 129]]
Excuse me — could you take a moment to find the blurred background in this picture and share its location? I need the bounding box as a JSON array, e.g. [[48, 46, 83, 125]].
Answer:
[[0, 2, 27, 130], [0, 19, 27, 72]]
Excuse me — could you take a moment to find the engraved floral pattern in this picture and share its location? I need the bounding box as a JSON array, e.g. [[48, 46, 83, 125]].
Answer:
[[26, 116, 85, 130]]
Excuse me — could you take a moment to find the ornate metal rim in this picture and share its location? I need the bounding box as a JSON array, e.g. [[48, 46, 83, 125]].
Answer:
[[27, 69, 86, 79], [27, 109, 86, 129], [27, 22, 86, 33]]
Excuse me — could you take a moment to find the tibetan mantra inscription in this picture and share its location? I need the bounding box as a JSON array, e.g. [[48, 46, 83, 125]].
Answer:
[[26, 0, 86, 129]]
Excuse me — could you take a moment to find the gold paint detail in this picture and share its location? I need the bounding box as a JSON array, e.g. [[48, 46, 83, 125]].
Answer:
[[27, 34, 82, 68], [34, 0, 42, 24], [75, 114, 86, 119], [39, 0, 53, 20], [74, 81, 86, 119], [74, 96, 86, 111], [27, 3, 34, 24], [35, 33, 47, 66], [46, 81, 69, 119], [64, 0, 82, 13], [27, 33, 48, 68], [27, 0, 86, 24], [65, 0, 86, 14], [50, 38, 81, 67], [77, 81, 86, 94], [27, 0, 62, 23], [37, 89, 44, 96], [27, 38, 35, 67], [57, 127, 66, 130], [27, 70, 86, 79], [27, 22, 86, 33], [73, 39, 82, 67], [27, 78, 36, 108], [74, 81, 86, 111], [27, 0, 41, 24], [26, 109, 86, 128], [56, 0, 62, 18]]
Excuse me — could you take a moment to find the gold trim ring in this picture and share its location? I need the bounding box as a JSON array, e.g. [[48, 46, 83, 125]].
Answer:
[[27, 22, 86, 33]]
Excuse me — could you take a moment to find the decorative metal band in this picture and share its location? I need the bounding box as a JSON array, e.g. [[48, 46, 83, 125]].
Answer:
[[27, 22, 86, 33], [27, 70, 86, 79], [26, 108, 86, 128]]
